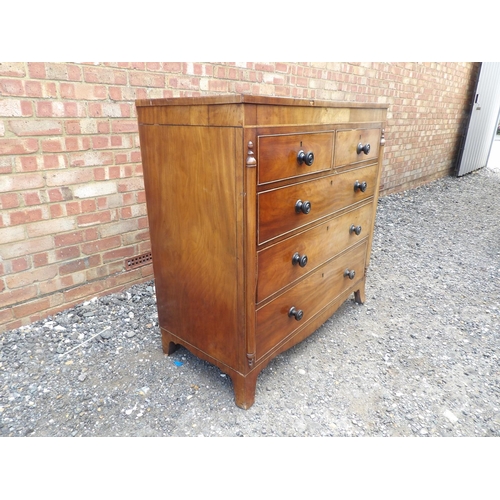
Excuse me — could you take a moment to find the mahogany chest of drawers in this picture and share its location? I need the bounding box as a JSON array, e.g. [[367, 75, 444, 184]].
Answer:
[[136, 95, 387, 409]]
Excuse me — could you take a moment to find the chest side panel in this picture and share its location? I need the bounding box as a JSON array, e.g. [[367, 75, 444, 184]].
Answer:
[[139, 124, 241, 368]]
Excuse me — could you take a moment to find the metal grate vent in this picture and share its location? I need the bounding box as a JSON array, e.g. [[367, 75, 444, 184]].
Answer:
[[125, 252, 152, 270]]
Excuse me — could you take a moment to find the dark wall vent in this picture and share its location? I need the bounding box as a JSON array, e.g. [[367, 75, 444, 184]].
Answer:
[[125, 252, 152, 270]]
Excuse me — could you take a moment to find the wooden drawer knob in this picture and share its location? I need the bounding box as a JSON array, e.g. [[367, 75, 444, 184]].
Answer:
[[288, 307, 304, 321], [295, 199, 311, 214], [292, 252, 308, 268], [297, 150, 315, 166], [357, 143, 371, 155]]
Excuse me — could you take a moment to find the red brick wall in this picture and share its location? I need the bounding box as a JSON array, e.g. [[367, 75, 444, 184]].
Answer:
[[0, 62, 478, 332]]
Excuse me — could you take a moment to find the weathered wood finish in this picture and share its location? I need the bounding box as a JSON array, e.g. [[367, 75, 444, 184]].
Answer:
[[136, 95, 387, 409]]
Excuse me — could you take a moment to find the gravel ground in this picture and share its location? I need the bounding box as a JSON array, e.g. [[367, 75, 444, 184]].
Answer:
[[1, 164, 499, 438]]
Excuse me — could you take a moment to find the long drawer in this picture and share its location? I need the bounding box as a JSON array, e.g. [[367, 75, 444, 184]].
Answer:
[[256, 201, 373, 302], [255, 239, 368, 360], [257, 163, 378, 244]]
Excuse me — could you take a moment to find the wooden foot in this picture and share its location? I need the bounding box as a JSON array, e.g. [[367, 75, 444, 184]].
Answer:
[[161, 329, 180, 355], [354, 281, 366, 304], [230, 370, 259, 410]]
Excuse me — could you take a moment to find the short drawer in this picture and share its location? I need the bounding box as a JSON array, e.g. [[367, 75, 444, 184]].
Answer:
[[334, 128, 380, 167], [258, 163, 378, 244], [258, 132, 334, 184], [256, 202, 373, 302], [255, 240, 367, 360]]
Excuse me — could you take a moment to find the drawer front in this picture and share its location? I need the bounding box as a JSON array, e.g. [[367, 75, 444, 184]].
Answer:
[[334, 128, 380, 167], [258, 163, 378, 244], [257, 202, 373, 302], [256, 240, 367, 360], [258, 132, 334, 184]]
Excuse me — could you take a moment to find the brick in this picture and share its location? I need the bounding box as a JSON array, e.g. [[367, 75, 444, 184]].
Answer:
[[0, 285, 38, 309], [28, 62, 46, 78], [73, 180, 117, 199], [117, 177, 144, 193], [68, 118, 98, 135], [91, 135, 109, 149], [0, 225, 25, 246], [47, 186, 73, 202], [0, 99, 32, 117], [109, 87, 122, 100], [79, 201, 95, 214], [60, 82, 107, 100], [63, 101, 87, 117], [12, 296, 52, 319], [0, 307, 14, 325], [0, 62, 26, 77], [0, 137, 38, 155], [23, 191, 42, 206], [99, 218, 138, 238], [208, 79, 229, 92], [138, 216, 149, 229], [50, 204, 65, 218], [43, 154, 67, 169], [59, 255, 101, 276], [27, 216, 76, 238], [33, 252, 49, 267], [129, 71, 165, 87], [45, 63, 70, 80], [53, 230, 84, 247], [16, 156, 39, 172], [69, 151, 113, 167], [81, 235, 121, 255], [1, 193, 20, 209], [9, 256, 30, 273], [24, 81, 44, 97], [9, 119, 62, 136], [0, 172, 44, 193], [10, 208, 45, 225], [5, 263, 58, 289], [55, 245, 80, 260], [106, 267, 143, 287], [65, 201, 81, 216], [0, 78, 24, 95], [162, 62, 182, 72], [84, 66, 127, 85], [102, 246, 135, 263], [111, 120, 138, 133], [76, 210, 113, 227], [38, 275, 77, 295], [67, 65, 83, 81], [36, 101, 56, 117], [63, 280, 106, 303], [46, 169, 94, 186]]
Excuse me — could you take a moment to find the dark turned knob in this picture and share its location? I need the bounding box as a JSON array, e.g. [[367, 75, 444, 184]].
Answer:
[[295, 199, 311, 214], [297, 150, 315, 166], [344, 269, 356, 280], [354, 180, 367, 193], [357, 143, 371, 155], [292, 252, 308, 268], [350, 224, 362, 235], [288, 307, 303, 321]]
